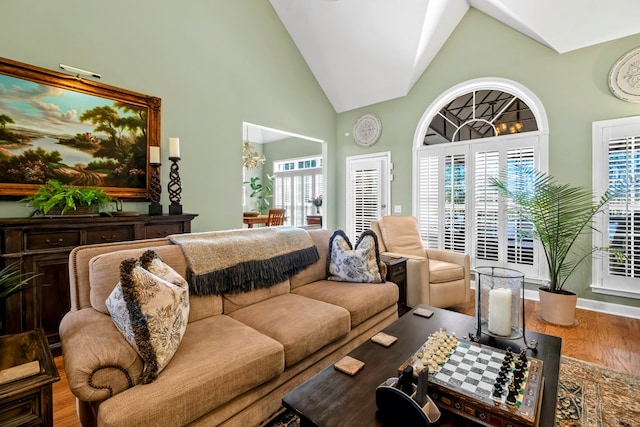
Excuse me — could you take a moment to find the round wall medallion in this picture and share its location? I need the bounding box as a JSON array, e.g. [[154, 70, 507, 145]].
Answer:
[[609, 47, 640, 103], [353, 113, 382, 147]]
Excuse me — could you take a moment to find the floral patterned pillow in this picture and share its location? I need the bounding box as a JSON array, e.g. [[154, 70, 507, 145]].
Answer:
[[327, 230, 385, 283], [106, 250, 190, 384]]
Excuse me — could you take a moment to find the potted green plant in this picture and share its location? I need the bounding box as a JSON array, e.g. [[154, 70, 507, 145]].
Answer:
[[0, 262, 41, 335], [491, 167, 613, 326], [245, 175, 274, 215], [20, 179, 115, 216]]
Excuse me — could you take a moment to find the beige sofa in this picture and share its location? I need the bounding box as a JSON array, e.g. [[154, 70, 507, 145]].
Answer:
[[60, 228, 399, 427]]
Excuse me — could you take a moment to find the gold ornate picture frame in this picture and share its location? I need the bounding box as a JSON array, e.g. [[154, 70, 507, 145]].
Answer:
[[0, 57, 161, 200]]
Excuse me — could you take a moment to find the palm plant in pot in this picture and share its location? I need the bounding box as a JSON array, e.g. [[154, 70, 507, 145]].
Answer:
[[491, 167, 613, 326]]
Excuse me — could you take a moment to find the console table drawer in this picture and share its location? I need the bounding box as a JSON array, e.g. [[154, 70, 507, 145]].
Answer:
[[86, 227, 134, 244], [26, 231, 80, 250], [145, 223, 182, 238]]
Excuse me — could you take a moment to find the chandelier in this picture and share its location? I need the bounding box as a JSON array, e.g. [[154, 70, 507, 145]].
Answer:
[[242, 142, 266, 169]]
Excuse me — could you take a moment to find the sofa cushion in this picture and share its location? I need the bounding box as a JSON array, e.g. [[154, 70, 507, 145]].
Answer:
[[229, 293, 350, 367], [106, 253, 189, 383], [90, 245, 223, 322], [292, 279, 398, 327], [429, 259, 465, 283], [327, 230, 384, 283], [223, 280, 290, 314], [290, 229, 332, 289], [378, 216, 426, 258], [97, 315, 285, 427]]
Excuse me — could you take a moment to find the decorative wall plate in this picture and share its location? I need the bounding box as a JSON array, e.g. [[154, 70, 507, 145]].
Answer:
[[353, 113, 382, 147], [609, 47, 640, 103]]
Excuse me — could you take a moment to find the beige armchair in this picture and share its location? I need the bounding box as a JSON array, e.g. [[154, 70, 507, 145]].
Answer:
[[371, 216, 470, 309]]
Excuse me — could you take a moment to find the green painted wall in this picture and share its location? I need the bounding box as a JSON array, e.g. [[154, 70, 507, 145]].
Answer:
[[0, 0, 336, 230], [2, 4, 639, 307], [334, 9, 640, 306]]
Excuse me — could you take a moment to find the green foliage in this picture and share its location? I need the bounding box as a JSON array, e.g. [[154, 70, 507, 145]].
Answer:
[[20, 179, 115, 215], [0, 261, 41, 299], [246, 175, 274, 215], [491, 167, 612, 293]]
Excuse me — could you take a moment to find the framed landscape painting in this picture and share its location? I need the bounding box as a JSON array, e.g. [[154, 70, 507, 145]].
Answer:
[[0, 57, 161, 199]]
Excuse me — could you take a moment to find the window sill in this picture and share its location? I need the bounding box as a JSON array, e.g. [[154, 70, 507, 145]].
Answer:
[[590, 285, 640, 300]]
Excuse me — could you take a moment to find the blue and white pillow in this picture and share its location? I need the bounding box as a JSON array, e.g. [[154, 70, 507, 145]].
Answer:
[[327, 230, 384, 283]]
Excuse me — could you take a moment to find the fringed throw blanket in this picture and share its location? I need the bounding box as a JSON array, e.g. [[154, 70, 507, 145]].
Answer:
[[169, 226, 319, 296]]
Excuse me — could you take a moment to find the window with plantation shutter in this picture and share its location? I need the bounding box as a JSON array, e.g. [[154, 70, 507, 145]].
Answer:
[[506, 148, 535, 266], [417, 154, 440, 248], [414, 78, 548, 280], [474, 150, 500, 262], [352, 168, 380, 238], [273, 156, 322, 227], [444, 154, 467, 252], [416, 135, 543, 278], [346, 153, 390, 242], [593, 117, 640, 298]]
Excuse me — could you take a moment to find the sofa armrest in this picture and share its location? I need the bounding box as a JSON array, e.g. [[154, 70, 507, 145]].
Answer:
[[59, 308, 143, 402]]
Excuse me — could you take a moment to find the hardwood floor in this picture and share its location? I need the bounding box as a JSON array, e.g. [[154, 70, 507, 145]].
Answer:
[[52, 297, 640, 426]]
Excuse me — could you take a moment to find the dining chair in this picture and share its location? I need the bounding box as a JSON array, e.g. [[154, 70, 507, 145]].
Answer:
[[266, 208, 286, 226]]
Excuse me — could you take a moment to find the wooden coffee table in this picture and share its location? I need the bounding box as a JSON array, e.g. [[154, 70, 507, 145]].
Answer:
[[283, 305, 561, 427]]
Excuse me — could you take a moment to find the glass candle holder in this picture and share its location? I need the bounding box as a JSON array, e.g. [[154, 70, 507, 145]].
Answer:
[[471, 266, 537, 349]]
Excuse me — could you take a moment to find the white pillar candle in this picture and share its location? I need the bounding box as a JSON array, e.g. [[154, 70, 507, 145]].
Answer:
[[169, 137, 180, 158], [149, 146, 160, 164], [488, 288, 512, 336]]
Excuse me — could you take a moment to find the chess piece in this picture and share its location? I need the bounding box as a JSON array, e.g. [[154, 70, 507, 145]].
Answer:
[[492, 383, 504, 398], [519, 348, 528, 363], [506, 384, 518, 406]]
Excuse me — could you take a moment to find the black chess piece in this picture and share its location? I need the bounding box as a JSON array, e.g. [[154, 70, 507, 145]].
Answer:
[[506, 384, 518, 406], [519, 348, 528, 363], [492, 383, 503, 398]]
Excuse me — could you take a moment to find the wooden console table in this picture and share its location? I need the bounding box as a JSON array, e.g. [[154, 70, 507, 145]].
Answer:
[[0, 213, 198, 351], [0, 329, 59, 427]]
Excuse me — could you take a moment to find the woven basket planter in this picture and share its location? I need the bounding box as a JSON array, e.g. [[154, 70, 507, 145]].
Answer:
[[46, 206, 98, 216]]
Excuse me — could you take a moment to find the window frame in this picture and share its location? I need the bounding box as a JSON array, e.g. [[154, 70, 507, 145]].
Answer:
[[413, 78, 548, 281], [592, 116, 640, 299]]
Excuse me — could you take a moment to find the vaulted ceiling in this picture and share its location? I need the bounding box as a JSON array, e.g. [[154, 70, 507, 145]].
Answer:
[[270, 0, 640, 113]]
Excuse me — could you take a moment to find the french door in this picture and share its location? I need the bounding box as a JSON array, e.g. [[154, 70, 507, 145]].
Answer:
[[346, 152, 391, 241]]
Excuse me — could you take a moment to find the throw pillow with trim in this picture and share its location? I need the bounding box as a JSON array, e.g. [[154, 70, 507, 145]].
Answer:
[[327, 230, 385, 283], [106, 250, 190, 384]]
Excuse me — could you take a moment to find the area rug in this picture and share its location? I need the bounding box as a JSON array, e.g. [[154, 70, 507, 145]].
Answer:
[[556, 356, 640, 427], [265, 356, 640, 427]]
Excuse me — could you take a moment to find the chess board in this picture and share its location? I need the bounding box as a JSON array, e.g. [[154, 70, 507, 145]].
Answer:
[[400, 340, 544, 427]]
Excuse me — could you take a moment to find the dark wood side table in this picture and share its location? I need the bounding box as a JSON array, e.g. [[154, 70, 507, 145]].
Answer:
[[0, 329, 59, 427], [380, 254, 408, 315]]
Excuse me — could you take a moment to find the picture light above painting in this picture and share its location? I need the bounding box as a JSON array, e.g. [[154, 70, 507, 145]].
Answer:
[[0, 56, 161, 200]]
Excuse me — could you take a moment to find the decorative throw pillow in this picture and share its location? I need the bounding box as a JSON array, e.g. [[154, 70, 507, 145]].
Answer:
[[327, 230, 385, 283], [106, 250, 190, 384]]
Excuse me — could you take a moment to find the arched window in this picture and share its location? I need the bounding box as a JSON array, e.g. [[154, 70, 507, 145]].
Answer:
[[413, 78, 548, 279]]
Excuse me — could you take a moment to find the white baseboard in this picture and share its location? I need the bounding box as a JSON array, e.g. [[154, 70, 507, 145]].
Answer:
[[523, 289, 640, 320]]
